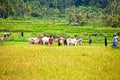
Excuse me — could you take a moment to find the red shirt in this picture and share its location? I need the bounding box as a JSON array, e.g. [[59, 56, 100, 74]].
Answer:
[[58, 38, 61, 43], [49, 38, 54, 44]]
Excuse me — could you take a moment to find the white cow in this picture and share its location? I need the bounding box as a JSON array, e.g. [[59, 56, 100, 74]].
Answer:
[[42, 36, 49, 45], [28, 37, 40, 44], [67, 38, 78, 46]]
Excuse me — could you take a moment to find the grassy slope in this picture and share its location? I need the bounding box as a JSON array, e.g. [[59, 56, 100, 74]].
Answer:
[[0, 45, 120, 80], [0, 20, 120, 45]]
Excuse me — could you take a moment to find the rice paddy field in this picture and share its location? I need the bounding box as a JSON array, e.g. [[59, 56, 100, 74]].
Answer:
[[0, 20, 120, 80], [0, 45, 120, 80], [0, 20, 120, 46]]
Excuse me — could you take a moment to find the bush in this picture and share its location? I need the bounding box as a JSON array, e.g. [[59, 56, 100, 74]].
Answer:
[[102, 15, 120, 28], [31, 13, 40, 18]]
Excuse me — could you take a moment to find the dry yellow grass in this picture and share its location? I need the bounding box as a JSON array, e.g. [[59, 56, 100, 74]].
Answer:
[[0, 45, 120, 80]]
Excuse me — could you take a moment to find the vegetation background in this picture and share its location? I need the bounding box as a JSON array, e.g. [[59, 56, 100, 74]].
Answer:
[[0, 0, 120, 43], [0, 0, 120, 27]]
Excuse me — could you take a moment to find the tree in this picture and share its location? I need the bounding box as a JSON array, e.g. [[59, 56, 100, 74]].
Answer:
[[41, 7, 47, 19], [0, 6, 7, 18], [0, 0, 110, 19], [65, 5, 77, 24], [102, 0, 120, 27]]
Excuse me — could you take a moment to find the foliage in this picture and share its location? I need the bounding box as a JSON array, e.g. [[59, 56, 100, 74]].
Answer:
[[0, 0, 107, 19], [102, 0, 120, 27], [1, 0, 120, 27]]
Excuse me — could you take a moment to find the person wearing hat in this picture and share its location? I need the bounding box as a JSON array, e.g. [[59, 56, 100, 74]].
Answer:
[[112, 34, 117, 48]]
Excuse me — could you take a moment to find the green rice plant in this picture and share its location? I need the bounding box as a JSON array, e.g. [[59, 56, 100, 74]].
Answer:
[[0, 19, 120, 45]]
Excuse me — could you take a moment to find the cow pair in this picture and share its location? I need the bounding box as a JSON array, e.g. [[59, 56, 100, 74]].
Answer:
[[28, 35, 54, 45], [64, 37, 82, 46]]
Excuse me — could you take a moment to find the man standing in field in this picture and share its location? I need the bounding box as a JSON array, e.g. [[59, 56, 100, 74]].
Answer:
[[112, 34, 118, 48], [21, 31, 24, 37], [105, 36, 107, 46], [89, 36, 92, 45], [4, 31, 7, 38], [58, 36, 62, 46], [49, 36, 54, 45]]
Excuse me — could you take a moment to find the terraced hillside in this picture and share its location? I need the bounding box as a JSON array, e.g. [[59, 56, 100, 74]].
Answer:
[[0, 20, 120, 46]]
